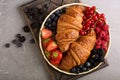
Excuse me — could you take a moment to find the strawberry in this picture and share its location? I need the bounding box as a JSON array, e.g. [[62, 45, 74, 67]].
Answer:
[[46, 40, 58, 52], [50, 59, 60, 66], [43, 38, 52, 48], [45, 50, 51, 59], [41, 28, 52, 39], [51, 50, 63, 61]]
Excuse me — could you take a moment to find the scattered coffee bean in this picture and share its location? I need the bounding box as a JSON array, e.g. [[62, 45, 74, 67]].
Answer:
[[5, 43, 10, 48], [23, 26, 30, 32], [30, 38, 35, 44], [16, 43, 23, 47], [16, 34, 21, 38], [19, 36, 26, 42]]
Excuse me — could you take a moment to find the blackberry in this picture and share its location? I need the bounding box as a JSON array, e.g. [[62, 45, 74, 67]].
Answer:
[[23, 26, 30, 32], [5, 43, 10, 48], [97, 48, 105, 56], [91, 48, 97, 54]]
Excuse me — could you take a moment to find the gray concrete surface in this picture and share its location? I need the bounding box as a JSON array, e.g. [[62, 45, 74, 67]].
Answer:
[[0, 0, 120, 80]]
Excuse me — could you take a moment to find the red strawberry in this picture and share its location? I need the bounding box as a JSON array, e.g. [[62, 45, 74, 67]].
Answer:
[[41, 28, 52, 39], [51, 50, 63, 61], [50, 59, 60, 66], [46, 40, 58, 52], [45, 50, 51, 59], [43, 38, 52, 48]]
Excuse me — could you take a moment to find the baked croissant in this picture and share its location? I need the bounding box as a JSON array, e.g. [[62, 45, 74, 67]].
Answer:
[[56, 5, 85, 52], [59, 29, 96, 71]]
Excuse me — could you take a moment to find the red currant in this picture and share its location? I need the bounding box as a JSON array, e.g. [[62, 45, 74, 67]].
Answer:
[[86, 7, 91, 11], [91, 6, 96, 11]]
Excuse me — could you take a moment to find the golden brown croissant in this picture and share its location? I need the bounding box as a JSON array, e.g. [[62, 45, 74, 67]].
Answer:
[[56, 5, 85, 52], [59, 29, 96, 71]]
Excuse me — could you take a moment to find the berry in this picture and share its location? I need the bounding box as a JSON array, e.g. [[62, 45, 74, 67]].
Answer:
[[84, 26, 90, 31], [79, 65, 84, 69], [101, 40, 106, 46], [85, 62, 91, 68], [103, 35, 110, 42], [51, 50, 63, 61], [5, 43, 10, 48], [99, 31, 106, 37], [50, 59, 60, 66], [102, 24, 109, 31], [62, 8, 66, 13], [16, 34, 21, 38], [97, 48, 105, 56], [52, 22, 57, 27], [82, 67, 87, 71], [70, 67, 76, 73], [93, 15, 98, 21], [95, 45, 101, 49], [91, 6, 96, 11], [23, 26, 30, 32], [91, 49, 97, 54], [97, 20, 104, 27], [50, 14, 55, 19], [41, 28, 52, 39], [102, 45, 107, 52], [96, 39, 102, 45], [19, 36, 26, 42], [47, 18, 52, 23], [83, 16, 86, 20], [92, 54, 99, 60], [100, 13, 105, 19], [86, 7, 91, 11], [95, 27, 101, 34], [79, 30, 87, 35], [46, 40, 58, 52]]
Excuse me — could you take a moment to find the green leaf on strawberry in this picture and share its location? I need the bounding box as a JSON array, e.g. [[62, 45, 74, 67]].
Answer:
[[45, 50, 51, 59], [43, 38, 52, 48], [51, 50, 63, 61]]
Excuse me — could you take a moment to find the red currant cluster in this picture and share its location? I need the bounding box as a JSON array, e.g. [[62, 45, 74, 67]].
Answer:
[[80, 6, 110, 51]]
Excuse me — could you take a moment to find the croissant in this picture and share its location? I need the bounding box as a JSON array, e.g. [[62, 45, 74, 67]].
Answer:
[[59, 29, 96, 71], [56, 5, 85, 52]]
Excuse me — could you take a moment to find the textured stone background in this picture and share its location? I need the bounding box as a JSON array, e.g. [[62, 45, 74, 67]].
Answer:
[[0, 0, 120, 80]]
